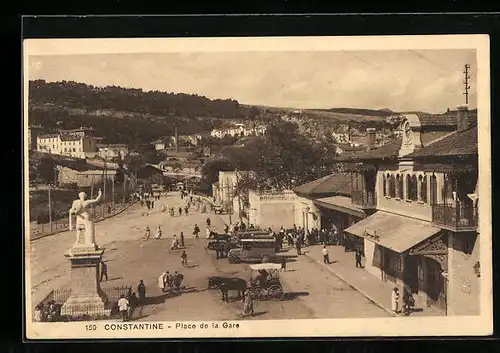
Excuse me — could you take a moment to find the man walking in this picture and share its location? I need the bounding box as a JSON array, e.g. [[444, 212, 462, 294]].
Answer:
[[355, 249, 363, 268], [322, 245, 330, 264], [180, 231, 185, 247], [137, 280, 146, 303], [118, 294, 129, 322], [178, 207, 183, 216], [193, 224, 200, 239], [100, 261, 108, 282]]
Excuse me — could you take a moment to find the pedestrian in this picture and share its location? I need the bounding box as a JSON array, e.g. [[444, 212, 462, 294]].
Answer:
[[402, 285, 415, 315], [224, 224, 229, 234], [355, 249, 363, 268], [108, 204, 112, 214], [205, 227, 211, 240], [33, 304, 43, 322], [322, 245, 330, 264], [184, 205, 189, 215], [240, 222, 246, 231], [140, 199, 144, 207], [137, 280, 146, 302], [155, 225, 162, 239], [280, 256, 287, 272], [128, 292, 138, 320], [171, 235, 179, 250], [118, 294, 129, 322], [206, 217, 211, 227], [144, 226, 151, 241], [193, 224, 200, 238], [165, 271, 173, 290], [241, 289, 254, 316], [151, 200, 155, 209], [158, 272, 166, 292], [190, 195, 193, 202], [181, 250, 188, 266], [391, 287, 400, 314], [180, 231, 185, 247], [100, 261, 108, 282], [178, 207, 182, 216], [173, 271, 184, 291], [295, 238, 302, 256], [146, 200, 151, 209]]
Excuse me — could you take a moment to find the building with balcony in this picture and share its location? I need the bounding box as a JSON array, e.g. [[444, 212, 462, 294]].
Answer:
[[338, 106, 479, 316]]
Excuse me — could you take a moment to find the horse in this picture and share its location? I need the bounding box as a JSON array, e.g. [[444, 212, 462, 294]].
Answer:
[[207, 276, 247, 302]]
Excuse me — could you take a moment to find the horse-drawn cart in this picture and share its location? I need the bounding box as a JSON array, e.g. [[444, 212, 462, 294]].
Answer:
[[248, 263, 284, 301]]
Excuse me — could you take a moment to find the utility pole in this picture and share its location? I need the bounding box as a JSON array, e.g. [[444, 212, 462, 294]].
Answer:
[[235, 169, 243, 224], [103, 148, 108, 217], [463, 64, 471, 105], [48, 183, 52, 233]]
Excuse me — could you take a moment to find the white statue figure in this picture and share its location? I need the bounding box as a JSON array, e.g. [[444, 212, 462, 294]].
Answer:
[[69, 189, 103, 247]]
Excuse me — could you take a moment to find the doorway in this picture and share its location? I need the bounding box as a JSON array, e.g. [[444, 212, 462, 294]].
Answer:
[[404, 255, 419, 294]]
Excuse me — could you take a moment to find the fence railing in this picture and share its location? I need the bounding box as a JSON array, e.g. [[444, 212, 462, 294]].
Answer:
[[351, 190, 377, 209], [431, 203, 478, 231], [30, 200, 136, 240], [34, 286, 132, 322]]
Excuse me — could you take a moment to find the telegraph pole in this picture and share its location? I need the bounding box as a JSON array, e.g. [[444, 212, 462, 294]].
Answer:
[[48, 183, 52, 233], [463, 64, 471, 105]]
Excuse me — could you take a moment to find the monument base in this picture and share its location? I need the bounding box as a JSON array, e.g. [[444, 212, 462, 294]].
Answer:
[[60, 293, 111, 318], [61, 246, 111, 319]]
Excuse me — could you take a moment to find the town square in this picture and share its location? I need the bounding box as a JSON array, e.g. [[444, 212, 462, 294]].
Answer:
[[24, 36, 492, 338]]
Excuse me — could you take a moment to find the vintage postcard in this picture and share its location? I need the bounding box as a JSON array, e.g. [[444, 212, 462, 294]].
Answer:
[[24, 35, 492, 339]]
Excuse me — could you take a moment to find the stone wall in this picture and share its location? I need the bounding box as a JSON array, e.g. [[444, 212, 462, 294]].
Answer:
[[447, 232, 481, 315], [248, 190, 298, 230]]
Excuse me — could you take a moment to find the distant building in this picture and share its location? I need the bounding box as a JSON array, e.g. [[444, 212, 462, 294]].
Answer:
[[210, 124, 266, 138], [37, 132, 99, 159], [97, 144, 129, 160]]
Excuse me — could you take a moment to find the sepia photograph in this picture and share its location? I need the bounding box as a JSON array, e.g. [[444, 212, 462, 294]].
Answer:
[[23, 35, 492, 339]]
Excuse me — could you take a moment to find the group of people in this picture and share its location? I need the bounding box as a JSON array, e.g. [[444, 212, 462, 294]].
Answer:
[[33, 301, 60, 322], [157, 271, 184, 293], [143, 225, 163, 240], [117, 280, 147, 322], [391, 286, 416, 316]]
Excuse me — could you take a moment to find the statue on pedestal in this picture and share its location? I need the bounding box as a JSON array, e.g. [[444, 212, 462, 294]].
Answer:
[[69, 189, 103, 247]]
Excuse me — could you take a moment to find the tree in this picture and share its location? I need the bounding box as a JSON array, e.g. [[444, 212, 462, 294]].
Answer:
[[201, 158, 235, 186], [223, 120, 336, 190]]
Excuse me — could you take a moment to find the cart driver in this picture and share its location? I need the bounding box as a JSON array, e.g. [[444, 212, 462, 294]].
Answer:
[[256, 269, 269, 289]]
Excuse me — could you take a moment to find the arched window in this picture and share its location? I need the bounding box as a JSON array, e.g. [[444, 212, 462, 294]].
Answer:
[[410, 175, 418, 201], [430, 175, 437, 205], [420, 175, 428, 203], [389, 174, 396, 197], [406, 174, 411, 200], [396, 174, 404, 199]]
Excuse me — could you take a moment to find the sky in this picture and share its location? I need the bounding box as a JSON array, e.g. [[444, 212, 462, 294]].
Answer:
[[28, 49, 477, 113]]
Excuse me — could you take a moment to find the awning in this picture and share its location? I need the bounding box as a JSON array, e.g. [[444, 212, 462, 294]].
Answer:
[[313, 196, 366, 218], [344, 211, 441, 253]]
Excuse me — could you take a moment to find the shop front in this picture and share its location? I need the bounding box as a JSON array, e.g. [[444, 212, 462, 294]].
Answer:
[[344, 211, 443, 289], [313, 195, 366, 251]]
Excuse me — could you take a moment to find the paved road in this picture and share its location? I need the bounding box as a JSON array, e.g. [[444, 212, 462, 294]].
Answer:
[[28, 192, 388, 321]]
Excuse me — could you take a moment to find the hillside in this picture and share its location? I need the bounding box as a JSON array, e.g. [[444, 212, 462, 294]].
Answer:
[[28, 80, 254, 145]]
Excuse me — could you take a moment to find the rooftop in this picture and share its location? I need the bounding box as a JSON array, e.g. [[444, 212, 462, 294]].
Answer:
[[337, 137, 402, 162], [293, 172, 361, 197], [406, 125, 478, 158]]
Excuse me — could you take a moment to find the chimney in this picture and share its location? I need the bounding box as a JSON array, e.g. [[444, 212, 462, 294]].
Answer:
[[457, 105, 469, 131], [366, 128, 376, 150], [174, 126, 179, 153]]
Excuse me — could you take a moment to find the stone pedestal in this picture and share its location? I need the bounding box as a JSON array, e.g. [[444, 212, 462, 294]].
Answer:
[[60, 245, 111, 318]]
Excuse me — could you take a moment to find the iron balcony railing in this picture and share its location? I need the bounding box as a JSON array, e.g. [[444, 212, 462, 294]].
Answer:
[[351, 190, 377, 208], [431, 204, 478, 231]]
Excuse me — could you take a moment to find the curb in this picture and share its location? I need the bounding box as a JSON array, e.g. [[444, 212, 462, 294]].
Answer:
[[303, 250, 396, 317], [30, 201, 138, 242]]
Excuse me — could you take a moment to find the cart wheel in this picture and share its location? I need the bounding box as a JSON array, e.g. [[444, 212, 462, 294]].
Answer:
[[268, 285, 284, 301], [228, 255, 238, 264]]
